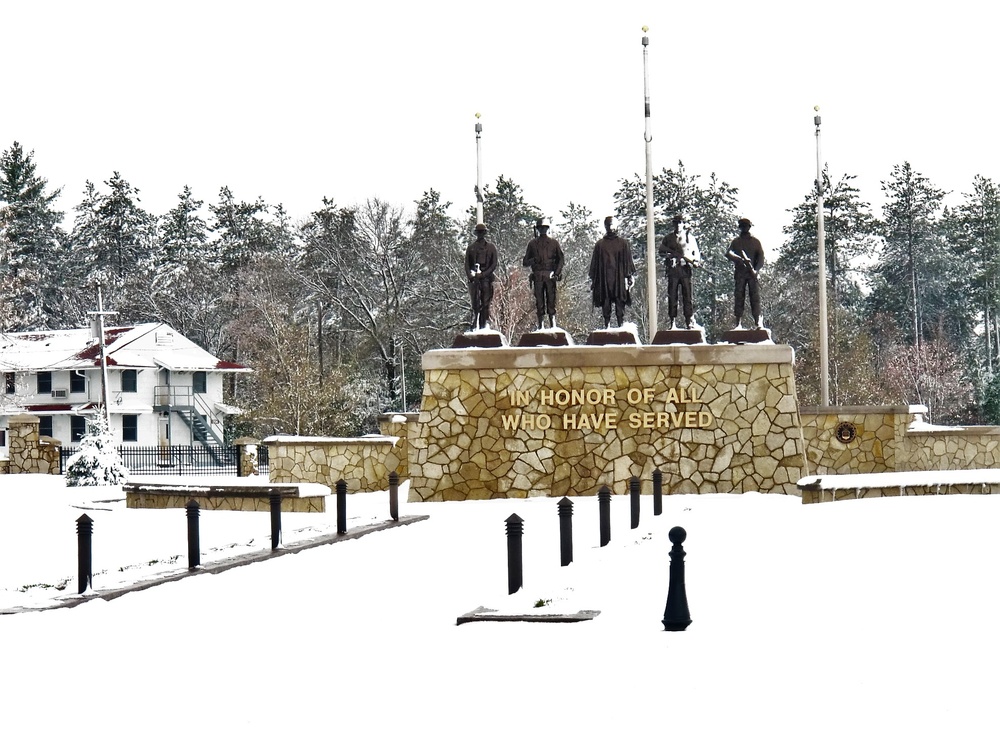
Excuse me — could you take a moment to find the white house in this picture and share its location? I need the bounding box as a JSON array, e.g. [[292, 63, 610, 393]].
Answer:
[[0, 322, 249, 455]]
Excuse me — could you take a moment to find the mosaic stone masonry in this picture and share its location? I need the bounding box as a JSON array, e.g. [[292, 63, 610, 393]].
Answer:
[[6, 415, 60, 475], [124, 483, 329, 512], [408, 345, 807, 501], [264, 435, 402, 491]]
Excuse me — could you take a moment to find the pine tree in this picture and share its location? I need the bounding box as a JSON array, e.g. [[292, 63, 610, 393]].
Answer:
[[770, 172, 880, 404], [64, 410, 129, 487], [0, 142, 68, 329], [868, 162, 955, 348], [70, 173, 157, 322], [150, 186, 228, 352], [947, 176, 1000, 373]]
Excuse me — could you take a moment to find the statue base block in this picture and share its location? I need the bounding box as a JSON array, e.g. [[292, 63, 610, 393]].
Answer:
[[651, 329, 706, 345], [517, 330, 572, 347], [452, 331, 506, 348], [720, 328, 773, 344], [586, 329, 640, 346]]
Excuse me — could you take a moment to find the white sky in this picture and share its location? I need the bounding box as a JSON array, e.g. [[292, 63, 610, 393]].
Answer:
[[4, 0, 997, 253]]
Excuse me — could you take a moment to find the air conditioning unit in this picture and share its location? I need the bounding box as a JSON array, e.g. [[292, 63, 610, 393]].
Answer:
[[51, 389, 68, 399]]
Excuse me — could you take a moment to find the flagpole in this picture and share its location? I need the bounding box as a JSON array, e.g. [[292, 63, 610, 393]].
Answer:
[[642, 27, 657, 335], [815, 106, 830, 406], [475, 113, 484, 226]]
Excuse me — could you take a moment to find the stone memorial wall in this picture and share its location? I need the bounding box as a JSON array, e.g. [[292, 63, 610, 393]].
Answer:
[[408, 345, 807, 501]]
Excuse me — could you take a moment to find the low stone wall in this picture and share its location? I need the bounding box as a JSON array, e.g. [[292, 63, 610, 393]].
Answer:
[[799, 405, 919, 474], [124, 482, 329, 512], [263, 435, 400, 491], [800, 405, 1000, 476], [799, 469, 1000, 503], [409, 345, 806, 501], [376, 412, 416, 478], [7, 416, 61, 475], [902, 425, 1000, 471]]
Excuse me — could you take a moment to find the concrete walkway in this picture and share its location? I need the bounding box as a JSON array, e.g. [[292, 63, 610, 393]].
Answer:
[[1, 514, 429, 615]]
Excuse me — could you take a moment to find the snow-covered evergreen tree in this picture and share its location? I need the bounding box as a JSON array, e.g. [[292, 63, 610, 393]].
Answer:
[[64, 410, 129, 487]]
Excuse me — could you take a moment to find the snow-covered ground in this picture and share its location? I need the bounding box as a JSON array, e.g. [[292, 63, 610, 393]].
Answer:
[[2, 473, 998, 748]]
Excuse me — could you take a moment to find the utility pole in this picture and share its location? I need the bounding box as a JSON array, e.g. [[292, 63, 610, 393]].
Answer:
[[642, 27, 657, 335], [814, 106, 830, 406], [88, 284, 117, 416]]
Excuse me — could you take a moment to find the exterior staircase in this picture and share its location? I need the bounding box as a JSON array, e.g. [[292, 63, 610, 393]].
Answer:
[[175, 408, 226, 466]]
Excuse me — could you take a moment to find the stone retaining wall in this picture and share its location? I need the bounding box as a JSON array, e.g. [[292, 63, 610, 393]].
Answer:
[[263, 435, 400, 491], [409, 345, 806, 501], [124, 483, 328, 512], [799, 469, 1000, 503]]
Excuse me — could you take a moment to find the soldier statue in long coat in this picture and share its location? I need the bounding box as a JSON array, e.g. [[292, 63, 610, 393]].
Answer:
[[589, 216, 635, 328]]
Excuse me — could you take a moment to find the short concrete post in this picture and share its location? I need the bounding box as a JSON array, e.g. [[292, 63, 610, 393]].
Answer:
[[653, 469, 663, 516], [662, 526, 692, 631], [76, 513, 93, 594], [269, 491, 282, 550], [630, 476, 641, 529], [337, 479, 348, 535], [389, 471, 399, 521], [557, 497, 573, 566], [186, 500, 201, 568], [598, 485, 611, 547], [506, 513, 524, 594]]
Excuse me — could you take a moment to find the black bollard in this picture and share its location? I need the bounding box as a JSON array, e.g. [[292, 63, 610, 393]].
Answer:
[[505, 513, 524, 594], [389, 471, 399, 522], [186, 500, 201, 568], [76, 513, 93, 594], [598, 485, 611, 547], [337, 479, 347, 535], [653, 469, 663, 516], [630, 476, 641, 529], [557, 497, 573, 566], [662, 526, 692, 631], [269, 491, 282, 550]]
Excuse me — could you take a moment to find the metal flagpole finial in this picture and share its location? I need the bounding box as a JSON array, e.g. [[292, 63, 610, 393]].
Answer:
[[642, 25, 649, 44]]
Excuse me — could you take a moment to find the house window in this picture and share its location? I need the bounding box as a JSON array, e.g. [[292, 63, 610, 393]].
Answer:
[[122, 414, 138, 442], [39, 416, 53, 438], [70, 370, 87, 393], [121, 369, 138, 393], [71, 415, 87, 442], [4, 372, 13, 394], [37, 372, 52, 394], [192, 371, 207, 394], [0, 430, 6, 447]]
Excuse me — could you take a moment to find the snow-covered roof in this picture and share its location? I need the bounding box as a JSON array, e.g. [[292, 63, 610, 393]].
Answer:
[[0, 323, 249, 373]]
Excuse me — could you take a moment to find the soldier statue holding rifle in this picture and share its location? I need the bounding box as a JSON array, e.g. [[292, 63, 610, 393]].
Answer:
[[726, 217, 765, 329], [659, 214, 701, 330]]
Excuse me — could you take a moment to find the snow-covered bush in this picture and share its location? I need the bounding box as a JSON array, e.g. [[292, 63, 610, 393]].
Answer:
[[64, 410, 129, 487]]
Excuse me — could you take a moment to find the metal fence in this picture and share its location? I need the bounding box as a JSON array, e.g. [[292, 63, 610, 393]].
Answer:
[[59, 445, 270, 476]]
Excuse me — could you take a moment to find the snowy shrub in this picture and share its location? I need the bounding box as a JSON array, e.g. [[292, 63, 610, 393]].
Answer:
[[65, 411, 129, 487]]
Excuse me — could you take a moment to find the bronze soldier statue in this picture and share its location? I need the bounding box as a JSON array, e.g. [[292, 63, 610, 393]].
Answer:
[[589, 216, 635, 328], [522, 217, 565, 329], [659, 215, 701, 329], [465, 223, 498, 330], [726, 217, 765, 329]]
